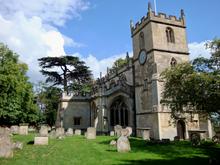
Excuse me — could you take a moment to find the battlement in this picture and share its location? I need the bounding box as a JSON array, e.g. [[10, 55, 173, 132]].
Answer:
[[131, 5, 186, 36], [61, 92, 91, 101]]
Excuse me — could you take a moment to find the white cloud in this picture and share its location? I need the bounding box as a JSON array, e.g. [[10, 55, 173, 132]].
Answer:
[[0, 0, 89, 26], [63, 35, 85, 48], [0, 0, 89, 83], [189, 41, 211, 60], [74, 52, 132, 79], [0, 13, 66, 82]]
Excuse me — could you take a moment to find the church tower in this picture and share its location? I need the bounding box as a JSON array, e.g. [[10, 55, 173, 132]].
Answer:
[[131, 3, 189, 139]]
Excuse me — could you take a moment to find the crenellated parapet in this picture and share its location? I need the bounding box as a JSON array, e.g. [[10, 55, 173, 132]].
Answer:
[[131, 3, 186, 37], [61, 92, 91, 101]]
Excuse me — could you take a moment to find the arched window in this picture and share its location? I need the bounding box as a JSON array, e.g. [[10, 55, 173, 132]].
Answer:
[[139, 32, 145, 49], [110, 98, 128, 127], [170, 57, 177, 67], [166, 27, 175, 43]]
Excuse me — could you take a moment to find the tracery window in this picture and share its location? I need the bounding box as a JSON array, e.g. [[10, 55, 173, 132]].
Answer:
[[110, 99, 128, 127]]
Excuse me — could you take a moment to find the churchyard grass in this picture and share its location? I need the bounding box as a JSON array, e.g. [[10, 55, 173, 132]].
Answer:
[[0, 134, 219, 165]]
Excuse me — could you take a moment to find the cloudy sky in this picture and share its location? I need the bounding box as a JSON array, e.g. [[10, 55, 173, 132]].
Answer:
[[0, 0, 219, 83]]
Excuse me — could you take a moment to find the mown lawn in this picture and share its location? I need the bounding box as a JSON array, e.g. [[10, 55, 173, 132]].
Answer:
[[0, 134, 220, 165]]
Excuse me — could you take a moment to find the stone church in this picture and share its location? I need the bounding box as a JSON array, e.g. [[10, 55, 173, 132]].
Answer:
[[56, 4, 213, 140]]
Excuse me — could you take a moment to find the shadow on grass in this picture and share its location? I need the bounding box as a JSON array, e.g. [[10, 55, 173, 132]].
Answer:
[[99, 137, 220, 164], [114, 157, 212, 165], [27, 140, 34, 145]]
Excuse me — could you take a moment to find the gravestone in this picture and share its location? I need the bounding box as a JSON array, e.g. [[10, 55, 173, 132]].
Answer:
[[19, 126, 28, 135], [125, 127, 132, 137], [114, 125, 122, 137], [28, 126, 36, 133], [110, 140, 117, 146], [34, 137, 48, 145], [121, 129, 129, 137], [39, 126, 48, 137], [110, 131, 115, 136], [49, 130, 56, 139], [0, 133, 13, 158], [86, 127, 96, 139], [66, 128, 73, 136], [13, 142, 23, 150], [0, 127, 10, 135], [10, 126, 19, 134], [117, 136, 131, 153], [55, 127, 65, 137], [142, 130, 150, 140], [75, 129, 81, 136], [34, 126, 49, 145]]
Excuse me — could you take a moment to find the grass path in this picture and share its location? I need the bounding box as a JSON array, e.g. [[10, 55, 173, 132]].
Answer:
[[0, 134, 219, 165]]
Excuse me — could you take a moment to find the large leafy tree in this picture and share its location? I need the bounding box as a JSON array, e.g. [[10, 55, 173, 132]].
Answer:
[[0, 43, 41, 125], [161, 39, 220, 118], [36, 83, 61, 127], [38, 56, 92, 93]]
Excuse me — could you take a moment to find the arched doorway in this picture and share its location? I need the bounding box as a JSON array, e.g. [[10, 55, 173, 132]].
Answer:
[[177, 120, 186, 140], [110, 98, 129, 127]]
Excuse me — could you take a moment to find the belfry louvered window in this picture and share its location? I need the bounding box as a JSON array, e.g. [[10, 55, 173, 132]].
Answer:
[[166, 27, 175, 43]]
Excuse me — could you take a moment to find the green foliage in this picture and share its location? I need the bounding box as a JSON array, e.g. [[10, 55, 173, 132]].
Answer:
[[0, 43, 41, 125], [112, 58, 128, 70], [37, 84, 61, 127], [38, 56, 92, 93], [161, 39, 220, 117]]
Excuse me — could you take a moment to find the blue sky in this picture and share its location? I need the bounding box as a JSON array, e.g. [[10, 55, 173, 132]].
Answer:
[[61, 0, 220, 59], [0, 0, 219, 82]]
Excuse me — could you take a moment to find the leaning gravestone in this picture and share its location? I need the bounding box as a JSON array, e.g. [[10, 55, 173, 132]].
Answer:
[[0, 131, 13, 158], [19, 126, 28, 135], [13, 142, 23, 150], [49, 130, 56, 139], [10, 126, 19, 134], [39, 126, 48, 137], [66, 128, 73, 136], [86, 127, 96, 139], [114, 125, 122, 137], [75, 129, 81, 136]]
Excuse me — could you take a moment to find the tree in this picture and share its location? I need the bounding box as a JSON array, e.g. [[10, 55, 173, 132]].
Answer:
[[36, 84, 61, 127], [161, 39, 220, 118], [193, 38, 220, 74], [0, 43, 41, 125], [112, 57, 129, 70], [38, 56, 92, 93]]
